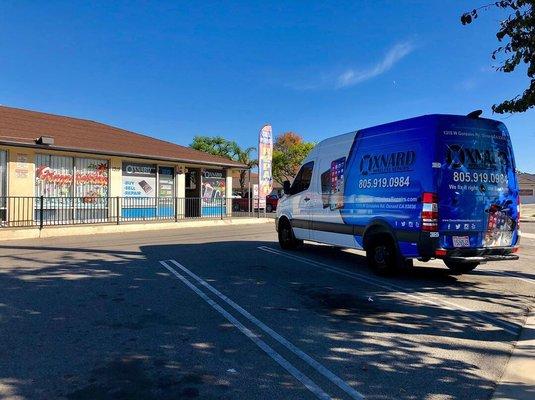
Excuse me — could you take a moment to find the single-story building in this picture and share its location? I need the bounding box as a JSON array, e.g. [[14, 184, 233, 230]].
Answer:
[[519, 172, 535, 204], [0, 105, 247, 227]]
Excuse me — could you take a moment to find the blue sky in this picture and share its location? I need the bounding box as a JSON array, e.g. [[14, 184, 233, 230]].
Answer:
[[1, 1, 534, 172]]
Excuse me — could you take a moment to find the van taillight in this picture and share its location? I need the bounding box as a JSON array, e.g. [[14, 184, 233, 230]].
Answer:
[[421, 192, 438, 232], [517, 195, 521, 229]]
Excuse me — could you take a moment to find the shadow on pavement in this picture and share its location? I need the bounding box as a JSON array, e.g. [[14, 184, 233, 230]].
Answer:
[[0, 239, 529, 400]]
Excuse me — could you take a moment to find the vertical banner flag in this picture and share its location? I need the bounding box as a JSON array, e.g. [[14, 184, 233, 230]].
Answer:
[[258, 124, 273, 209]]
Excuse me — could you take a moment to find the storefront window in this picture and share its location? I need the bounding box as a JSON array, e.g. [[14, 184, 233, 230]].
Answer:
[[35, 154, 109, 223], [158, 166, 174, 197], [75, 158, 109, 198], [201, 169, 226, 216], [35, 154, 73, 197], [121, 162, 157, 219]]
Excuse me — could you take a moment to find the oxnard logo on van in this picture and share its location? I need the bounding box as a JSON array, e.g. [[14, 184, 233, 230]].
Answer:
[[359, 150, 416, 175], [446, 145, 508, 170]]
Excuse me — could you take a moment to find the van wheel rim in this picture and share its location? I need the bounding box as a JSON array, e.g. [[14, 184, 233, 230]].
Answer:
[[374, 246, 388, 264], [281, 227, 291, 242]]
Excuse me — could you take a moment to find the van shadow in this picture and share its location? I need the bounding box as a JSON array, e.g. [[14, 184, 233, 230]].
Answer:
[[0, 238, 531, 400]]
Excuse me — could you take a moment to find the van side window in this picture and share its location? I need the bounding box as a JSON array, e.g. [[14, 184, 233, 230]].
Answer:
[[290, 161, 314, 195]]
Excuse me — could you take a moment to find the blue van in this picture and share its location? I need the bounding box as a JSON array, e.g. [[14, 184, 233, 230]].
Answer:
[[275, 113, 520, 274]]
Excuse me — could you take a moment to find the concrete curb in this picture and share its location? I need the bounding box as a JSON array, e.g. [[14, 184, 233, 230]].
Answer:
[[492, 310, 535, 400], [0, 218, 275, 242]]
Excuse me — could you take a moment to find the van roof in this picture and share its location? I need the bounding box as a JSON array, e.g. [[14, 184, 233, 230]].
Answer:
[[314, 113, 505, 148]]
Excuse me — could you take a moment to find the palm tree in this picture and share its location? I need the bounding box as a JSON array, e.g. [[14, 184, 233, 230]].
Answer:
[[232, 143, 257, 196]]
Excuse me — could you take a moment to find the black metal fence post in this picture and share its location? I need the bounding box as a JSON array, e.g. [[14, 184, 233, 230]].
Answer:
[[116, 197, 120, 225], [174, 197, 178, 222], [39, 195, 44, 230]]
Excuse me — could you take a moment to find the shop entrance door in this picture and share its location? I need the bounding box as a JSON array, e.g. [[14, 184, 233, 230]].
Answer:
[[185, 168, 201, 217]]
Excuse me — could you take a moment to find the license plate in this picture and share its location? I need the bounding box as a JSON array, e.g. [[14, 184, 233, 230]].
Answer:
[[452, 236, 470, 247]]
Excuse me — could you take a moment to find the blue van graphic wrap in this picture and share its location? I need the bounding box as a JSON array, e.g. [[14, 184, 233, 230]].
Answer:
[[436, 118, 519, 249], [316, 115, 519, 257], [340, 116, 437, 256]]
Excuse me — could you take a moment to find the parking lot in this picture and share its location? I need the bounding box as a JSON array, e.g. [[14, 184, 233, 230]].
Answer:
[[0, 222, 534, 400]]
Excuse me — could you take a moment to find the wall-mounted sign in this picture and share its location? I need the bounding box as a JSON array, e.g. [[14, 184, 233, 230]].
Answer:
[[15, 153, 29, 179]]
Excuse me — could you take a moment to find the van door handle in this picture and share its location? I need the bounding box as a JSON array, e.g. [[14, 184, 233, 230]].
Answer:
[[304, 197, 311, 202]]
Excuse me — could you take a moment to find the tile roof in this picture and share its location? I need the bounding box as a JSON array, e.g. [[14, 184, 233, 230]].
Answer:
[[518, 172, 535, 186], [0, 105, 246, 168]]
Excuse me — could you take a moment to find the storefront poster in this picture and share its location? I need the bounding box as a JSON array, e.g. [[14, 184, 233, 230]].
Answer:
[[122, 162, 156, 197], [75, 158, 108, 202], [201, 169, 225, 205], [258, 124, 273, 208], [35, 154, 73, 197], [158, 166, 175, 197]]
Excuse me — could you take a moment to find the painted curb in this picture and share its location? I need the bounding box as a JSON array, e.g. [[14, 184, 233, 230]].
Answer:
[[492, 310, 535, 400]]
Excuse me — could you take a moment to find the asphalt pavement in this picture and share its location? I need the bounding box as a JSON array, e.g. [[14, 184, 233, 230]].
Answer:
[[0, 222, 534, 400]]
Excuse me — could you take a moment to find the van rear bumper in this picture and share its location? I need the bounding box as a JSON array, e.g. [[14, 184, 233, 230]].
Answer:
[[445, 254, 519, 263], [436, 246, 519, 263]]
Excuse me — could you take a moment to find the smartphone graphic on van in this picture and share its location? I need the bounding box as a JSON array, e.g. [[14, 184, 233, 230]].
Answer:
[[330, 157, 345, 210]]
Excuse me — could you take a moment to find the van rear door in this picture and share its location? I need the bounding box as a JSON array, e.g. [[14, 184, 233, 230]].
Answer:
[[437, 117, 519, 250]]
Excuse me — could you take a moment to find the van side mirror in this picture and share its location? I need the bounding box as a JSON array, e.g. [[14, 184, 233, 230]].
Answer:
[[283, 180, 291, 195]]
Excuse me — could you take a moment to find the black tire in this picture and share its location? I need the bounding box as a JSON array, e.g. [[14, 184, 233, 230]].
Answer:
[[366, 235, 399, 274], [278, 219, 303, 250], [444, 260, 479, 274], [232, 203, 240, 212], [266, 204, 273, 213]]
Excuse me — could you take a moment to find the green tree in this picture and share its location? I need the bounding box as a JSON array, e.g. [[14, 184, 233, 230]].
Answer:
[[190, 136, 258, 195], [190, 136, 236, 159], [461, 1, 535, 113], [272, 132, 315, 185], [232, 143, 258, 195]]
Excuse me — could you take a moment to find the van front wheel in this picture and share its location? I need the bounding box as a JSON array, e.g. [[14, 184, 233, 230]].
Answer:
[[444, 260, 479, 274], [278, 220, 303, 250]]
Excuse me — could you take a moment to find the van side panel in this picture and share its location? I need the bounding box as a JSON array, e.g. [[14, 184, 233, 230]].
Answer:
[[342, 116, 437, 257]]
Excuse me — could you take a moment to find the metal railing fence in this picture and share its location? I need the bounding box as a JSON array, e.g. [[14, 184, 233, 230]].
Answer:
[[0, 196, 266, 229]]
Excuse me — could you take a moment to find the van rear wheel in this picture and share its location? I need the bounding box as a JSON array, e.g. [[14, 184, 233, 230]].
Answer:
[[278, 220, 303, 250], [366, 236, 398, 274], [444, 260, 479, 274]]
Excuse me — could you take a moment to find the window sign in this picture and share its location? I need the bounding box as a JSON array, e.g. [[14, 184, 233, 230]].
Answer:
[[35, 154, 73, 197], [201, 169, 226, 216], [75, 158, 109, 200], [121, 162, 157, 197], [158, 166, 175, 197], [158, 166, 175, 218], [121, 162, 157, 219]]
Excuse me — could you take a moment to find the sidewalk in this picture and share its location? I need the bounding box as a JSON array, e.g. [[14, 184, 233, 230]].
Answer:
[[0, 217, 274, 241], [492, 311, 535, 400]]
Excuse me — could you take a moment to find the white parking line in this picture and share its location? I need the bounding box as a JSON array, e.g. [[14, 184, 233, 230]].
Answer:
[[257, 246, 518, 336], [485, 269, 535, 286], [521, 232, 535, 240], [166, 259, 365, 400], [159, 260, 335, 400]]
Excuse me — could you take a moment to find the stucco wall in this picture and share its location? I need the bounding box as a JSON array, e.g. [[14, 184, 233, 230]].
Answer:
[[0, 145, 229, 199]]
